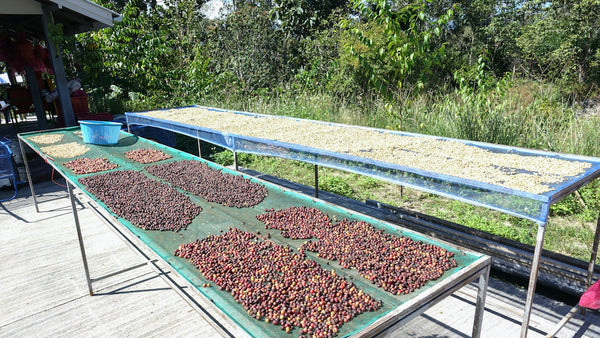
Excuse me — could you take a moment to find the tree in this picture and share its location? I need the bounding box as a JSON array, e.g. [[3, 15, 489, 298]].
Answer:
[[344, 0, 456, 96], [487, 0, 600, 87], [205, 1, 290, 93], [64, 0, 213, 111], [271, 0, 348, 39], [544, 0, 600, 85]]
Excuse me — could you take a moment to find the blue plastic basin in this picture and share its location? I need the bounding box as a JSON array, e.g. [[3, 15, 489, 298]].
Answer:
[[79, 120, 122, 145]]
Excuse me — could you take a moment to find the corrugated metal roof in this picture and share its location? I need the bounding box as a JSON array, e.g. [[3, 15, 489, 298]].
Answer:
[[0, 0, 121, 39]]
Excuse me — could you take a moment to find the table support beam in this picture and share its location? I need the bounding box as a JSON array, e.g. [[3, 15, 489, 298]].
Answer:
[[314, 164, 319, 198], [67, 182, 94, 296], [586, 213, 600, 289], [233, 151, 238, 171], [24, 67, 49, 130], [473, 263, 490, 338], [18, 138, 39, 212], [521, 223, 547, 337], [42, 5, 76, 127]]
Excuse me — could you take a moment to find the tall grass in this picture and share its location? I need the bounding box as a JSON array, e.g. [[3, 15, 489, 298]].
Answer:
[[200, 80, 599, 157], [388, 81, 599, 157], [198, 91, 393, 129]]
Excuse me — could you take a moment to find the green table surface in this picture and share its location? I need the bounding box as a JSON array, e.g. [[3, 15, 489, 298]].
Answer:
[[19, 127, 485, 337]]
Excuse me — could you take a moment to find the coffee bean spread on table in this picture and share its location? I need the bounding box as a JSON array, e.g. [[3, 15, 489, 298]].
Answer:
[[79, 170, 201, 231], [175, 228, 381, 337], [257, 206, 457, 295], [147, 160, 268, 208]]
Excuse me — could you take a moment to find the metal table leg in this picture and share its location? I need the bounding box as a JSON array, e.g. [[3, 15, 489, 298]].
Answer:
[[18, 137, 39, 212], [314, 164, 319, 198], [472, 264, 490, 338], [521, 223, 547, 338], [578, 211, 600, 317], [83, 198, 239, 337], [518, 214, 598, 338], [585, 213, 600, 296], [67, 182, 94, 296]]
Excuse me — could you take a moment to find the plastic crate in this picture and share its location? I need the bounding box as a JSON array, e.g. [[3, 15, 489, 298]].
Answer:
[[79, 120, 122, 145]]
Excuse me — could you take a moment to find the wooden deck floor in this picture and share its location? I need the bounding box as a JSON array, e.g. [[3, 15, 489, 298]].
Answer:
[[2, 171, 600, 337]]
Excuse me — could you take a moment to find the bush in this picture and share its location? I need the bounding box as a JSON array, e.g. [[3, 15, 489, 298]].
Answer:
[[318, 175, 354, 198]]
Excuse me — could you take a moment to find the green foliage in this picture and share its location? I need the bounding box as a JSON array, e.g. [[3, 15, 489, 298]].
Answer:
[[354, 174, 380, 190], [551, 194, 585, 217], [292, 10, 345, 94], [335, 19, 392, 96], [65, 0, 600, 110], [580, 180, 600, 209], [64, 0, 213, 113], [47, 23, 66, 46], [515, 0, 600, 87], [453, 53, 502, 94], [551, 182, 600, 222], [480, 0, 600, 94], [318, 175, 355, 198], [210, 150, 261, 168], [211, 150, 234, 166], [344, 0, 456, 96], [443, 55, 523, 145], [351, 175, 382, 201], [271, 0, 346, 38], [205, 2, 290, 94]]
